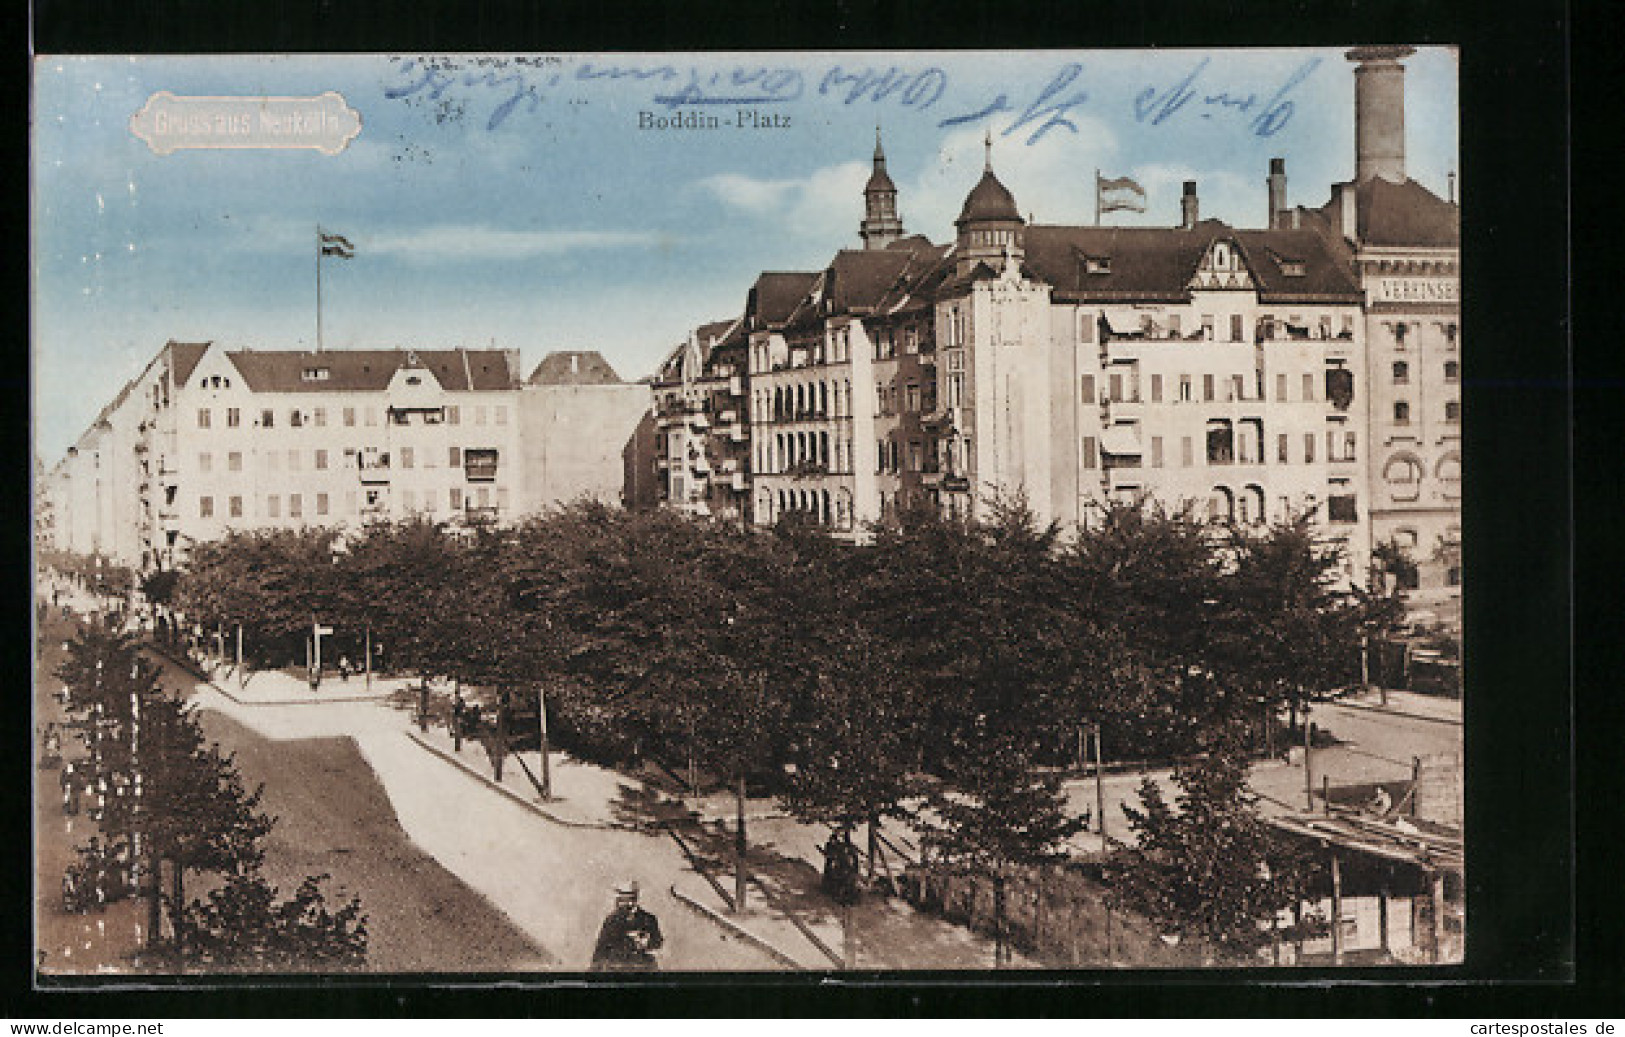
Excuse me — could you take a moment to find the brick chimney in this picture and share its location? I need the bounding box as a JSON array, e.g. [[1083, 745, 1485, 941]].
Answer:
[[1347, 45, 1417, 183], [1181, 180, 1199, 229], [1267, 157, 1288, 229]]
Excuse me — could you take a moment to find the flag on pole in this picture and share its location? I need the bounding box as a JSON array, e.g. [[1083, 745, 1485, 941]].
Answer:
[[1097, 174, 1148, 214], [319, 230, 356, 259]]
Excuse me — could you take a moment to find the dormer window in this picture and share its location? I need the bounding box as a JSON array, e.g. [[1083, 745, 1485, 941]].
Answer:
[[1085, 256, 1111, 275], [302, 367, 331, 382], [1280, 260, 1305, 277], [405, 375, 422, 386]]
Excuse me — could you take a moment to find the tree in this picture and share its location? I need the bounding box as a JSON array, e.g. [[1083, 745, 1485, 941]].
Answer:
[[1105, 728, 1325, 962], [164, 871, 367, 971]]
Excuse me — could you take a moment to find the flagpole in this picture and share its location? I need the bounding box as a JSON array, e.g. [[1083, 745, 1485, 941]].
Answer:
[[1094, 170, 1100, 227], [315, 224, 323, 354]]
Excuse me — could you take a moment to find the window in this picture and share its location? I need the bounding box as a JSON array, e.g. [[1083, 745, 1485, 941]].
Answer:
[[314, 408, 327, 428], [1150, 374, 1162, 402], [1230, 374, 1245, 401], [1393, 322, 1409, 348], [1301, 373, 1315, 401], [1179, 375, 1192, 402], [1445, 360, 1460, 382], [1276, 373, 1288, 402], [1304, 433, 1316, 463], [1384, 455, 1423, 501], [365, 408, 377, 427], [1110, 373, 1124, 403], [1079, 311, 1096, 343], [1230, 313, 1244, 342], [1327, 494, 1358, 524], [1080, 375, 1096, 404], [290, 410, 303, 428], [288, 449, 300, 471], [402, 447, 414, 469], [1203, 374, 1215, 402], [1201, 314, 1214, 339], [343, 407, 356, 427], [266, 451, 279, 472], [199, 496, 214, 518], [228, 451, 242, 472], [1394, 401, 1411, 425], [424, 491, 436, 513], [199, 452, 212, 473], [315, 449, 328, 470], [1393, 361, 1410, 385], [229, 495, 243, 518], [1151, 436, 1164, 467], [1445, 400, 1460, 423], [227, 408, 240, 428], [1181, 437, 1193, 467], [317, 493, 329, 516], [289, 494, 302, 519], [497, 487, 510, 511], [259, 409, 273, 428], [1277, 433, 1290, 463], [495, 406, 508, 426], [267, 495, 280, 518], [447, 405, 460, 425], [476, 487, 491, 508], [302, 367, 331, 382], [1326, 367, 1354, 410], [449, 446, 462, 467], [403, 489, 416, 511], [1206, 420, 1234, 464], [1168, 314, 1182, 336], [1082, 436, 1098, 469], [197, 408, 211, 429], [906, 383, 920, 412], [475, 406, 487, 426]]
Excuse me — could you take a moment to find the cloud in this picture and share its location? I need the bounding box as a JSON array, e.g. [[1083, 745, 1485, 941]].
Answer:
[[365, 225, 664, 262], [697, 161, 869, 240], [1123, 163, 1260, 228]]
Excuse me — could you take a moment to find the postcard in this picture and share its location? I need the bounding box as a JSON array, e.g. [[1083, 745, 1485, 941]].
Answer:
[[33, 48, 1462, 977]]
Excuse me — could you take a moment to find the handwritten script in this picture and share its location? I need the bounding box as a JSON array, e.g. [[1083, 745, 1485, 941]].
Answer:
[[382, 55, 1321, 143], [1133, 57, 1322, 137]]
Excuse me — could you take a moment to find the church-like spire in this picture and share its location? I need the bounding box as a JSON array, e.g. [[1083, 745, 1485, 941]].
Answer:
[[860, 128, 905, 250], [984, 128, 993, 172]]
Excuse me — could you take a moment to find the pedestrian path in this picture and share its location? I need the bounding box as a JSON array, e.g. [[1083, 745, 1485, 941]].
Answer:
[[1335, 686, 1463, 725], [170, 662, 1033, 969]]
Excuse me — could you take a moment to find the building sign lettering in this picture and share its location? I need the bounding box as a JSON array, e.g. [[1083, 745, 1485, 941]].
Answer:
[[1372, 277, 1459, 304]]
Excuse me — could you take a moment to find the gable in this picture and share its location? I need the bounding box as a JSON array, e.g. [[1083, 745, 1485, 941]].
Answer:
[[1188, 238, 1256, 291]]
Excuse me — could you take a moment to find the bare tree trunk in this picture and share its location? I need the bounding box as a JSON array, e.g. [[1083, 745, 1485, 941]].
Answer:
[[169, 862, 185, 959], [867, 816, 879, 881], [146, 854, 163, 948], [733, 774, 748, 914]]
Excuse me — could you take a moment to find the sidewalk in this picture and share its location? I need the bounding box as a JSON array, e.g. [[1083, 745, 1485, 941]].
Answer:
[[181, 654, 414, 706], [1335, 686, 1462, 725], [164, 657, 1028, 969]]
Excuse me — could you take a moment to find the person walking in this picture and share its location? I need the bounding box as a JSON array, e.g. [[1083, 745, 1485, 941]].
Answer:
[[590, 881, 664, 971]]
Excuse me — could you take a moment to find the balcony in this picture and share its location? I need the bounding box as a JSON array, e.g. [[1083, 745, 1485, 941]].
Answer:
[[730, 472, 748, 492], [1100, 424, 1143, 456], [728, 423, 748, 443], [729, 374, 744, 396]]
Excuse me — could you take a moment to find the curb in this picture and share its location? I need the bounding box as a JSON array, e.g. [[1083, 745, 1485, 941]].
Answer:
[[1329, 697, 1462, 728], [404, 730, 644, 833], [144, 642, 401, 707], [666, 885, 809, 971]]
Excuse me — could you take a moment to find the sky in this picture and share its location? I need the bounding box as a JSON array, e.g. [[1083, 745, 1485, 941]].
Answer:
[[31, 48, 1457, 462]]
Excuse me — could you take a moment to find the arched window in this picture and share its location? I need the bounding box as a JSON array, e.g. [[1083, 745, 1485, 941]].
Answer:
[[821, 489, 832, 525], [794, 384, 805, 418], [1209, 486, 1235, 524], [820, 382, 830, 417], [1383, 454, 1424, 502], [1243, 484, 1266, 526], [1436, 452, 1461, 498], [819, 431, 830, 467]]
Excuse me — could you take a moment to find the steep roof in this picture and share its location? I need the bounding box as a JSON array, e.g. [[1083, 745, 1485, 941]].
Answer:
[[1318, 177, 1460, 248], [1024, 221, 1361, 303], [958, 169, 1022, 225], [167, 341, 212, 389], [746, 272, 819, 328], [224, 348, 521, 393], [528, 351, 623, 386]]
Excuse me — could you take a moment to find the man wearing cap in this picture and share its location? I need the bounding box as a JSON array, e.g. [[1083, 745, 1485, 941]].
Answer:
[[590, 881, 664, 971]]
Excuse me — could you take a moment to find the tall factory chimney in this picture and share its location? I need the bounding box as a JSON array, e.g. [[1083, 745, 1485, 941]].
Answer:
[[1267, 157, 1288, 228], [1346, 45, 1417, 183]]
